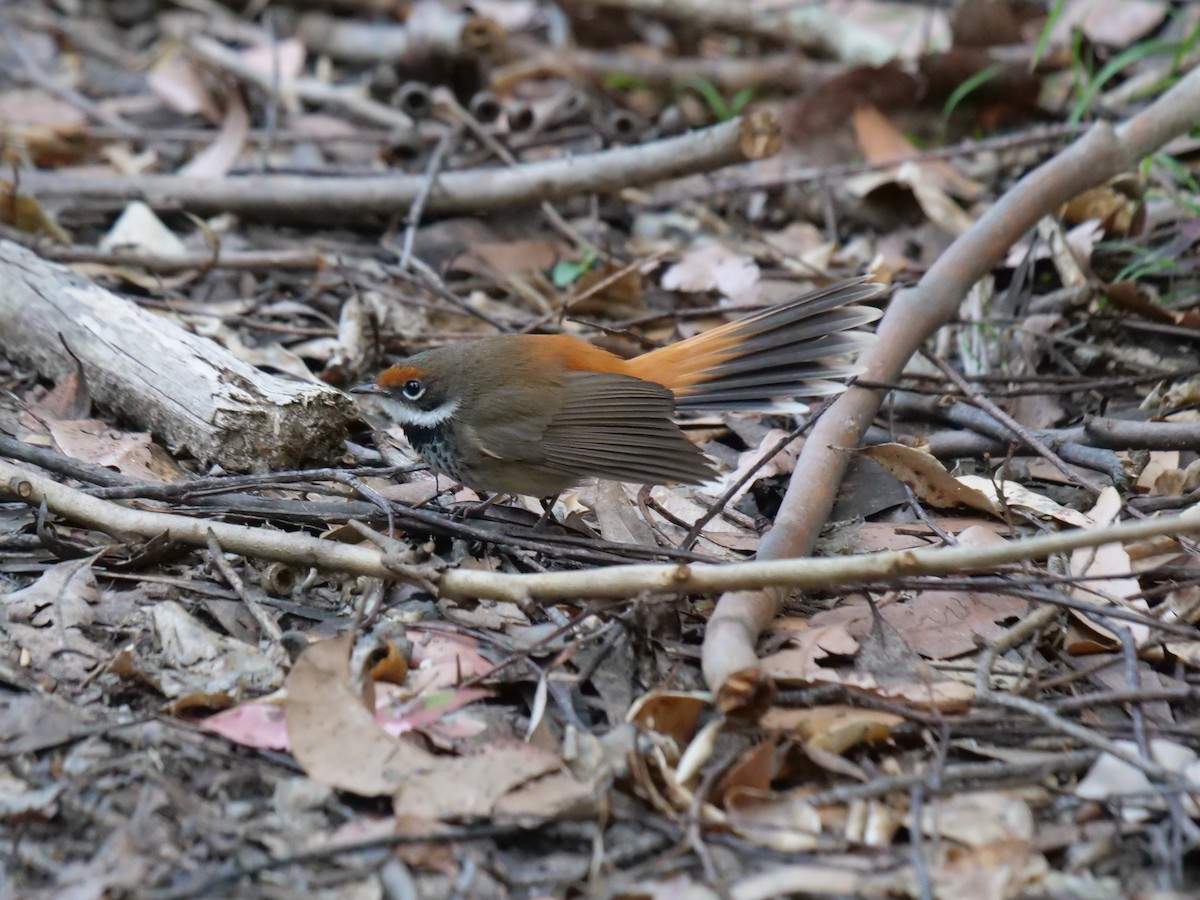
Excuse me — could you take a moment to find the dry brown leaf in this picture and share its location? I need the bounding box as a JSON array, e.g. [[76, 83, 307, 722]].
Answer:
[[284, 633, 434, 796], [392, 741, 561, 820], [0, 183, 71, 242], [635, 485, 757, 559], [849, 518, 1009, 552], [848, 105, 983, 238], [239, 39, 307, 81], [922, 791, 1043, 900], [762, 222, 834, 270], [858, 443, 998, 514], [956, 475, 1093, 527], [1063, 182, 1143, 236], [714, 737, 778, 807], [761, 705, 903, 755], [762, 621, 975, 710], [492, 770, 600, 821], [809, 588, 1027, 660], [567, 263, 645, 318], [406, 629, 494, 694], [47, 420, 184, 483], [725, 787, 822, 852], [152, 602, 283, 698], [709, 428, 802, 504], [1066, 487, 1149, 652], [593, 480, 657, 546], [626, 691, 710, 749], [1076, 738, 1199, 821], [147, 56, 220, 120], [2, 558, 104, 683], [451, 238, 559, 277]]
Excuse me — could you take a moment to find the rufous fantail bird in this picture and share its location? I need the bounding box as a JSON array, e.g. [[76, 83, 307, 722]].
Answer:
[[352, 279, 884, 498]]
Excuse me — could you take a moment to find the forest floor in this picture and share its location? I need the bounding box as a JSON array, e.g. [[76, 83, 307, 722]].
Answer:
[[3, 1, 1200, 897]]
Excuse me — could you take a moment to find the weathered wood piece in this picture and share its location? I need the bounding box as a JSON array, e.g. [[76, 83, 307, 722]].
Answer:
[[0, 241, 356, 471]]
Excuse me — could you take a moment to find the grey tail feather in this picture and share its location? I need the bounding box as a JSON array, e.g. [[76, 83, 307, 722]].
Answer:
[[680, 279, 884, 412]]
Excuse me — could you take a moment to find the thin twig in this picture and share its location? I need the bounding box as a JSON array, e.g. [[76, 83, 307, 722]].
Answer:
[[7, 458, 1200, 603], [922, 349, 1105, 496], [204, 529, 288, 660], [398, 125, 463, 272]]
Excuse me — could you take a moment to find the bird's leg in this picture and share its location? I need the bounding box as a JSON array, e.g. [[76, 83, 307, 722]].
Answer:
[[533, 494, 562, 530], [462, 492, 507, 518], [342, 474, 396, 538]]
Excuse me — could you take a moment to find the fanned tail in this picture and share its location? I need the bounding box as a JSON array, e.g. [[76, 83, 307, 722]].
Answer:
[[625, 279, 885, 413]]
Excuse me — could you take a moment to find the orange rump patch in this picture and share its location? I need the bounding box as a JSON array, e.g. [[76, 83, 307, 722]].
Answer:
[[523, 335, 631, 376]]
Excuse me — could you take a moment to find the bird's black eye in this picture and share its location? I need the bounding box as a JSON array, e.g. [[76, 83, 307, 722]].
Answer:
[[402, 379, 425, 401]]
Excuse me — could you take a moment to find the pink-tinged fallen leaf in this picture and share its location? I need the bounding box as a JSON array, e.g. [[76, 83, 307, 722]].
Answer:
[[661, 240, 760, 303], [180, 92, 250, 178], [239, 39, 307, 81], [201, 684, 492, 752], [201, 702, 290, 750], [285, 633, 434, 796], [375, 685, 492, 739], [407, 630, 494, 693], [147, 56, 220, 120], [1049, 0, 1167, 47]]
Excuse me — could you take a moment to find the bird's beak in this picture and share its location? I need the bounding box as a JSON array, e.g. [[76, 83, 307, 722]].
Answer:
[[350, 382, 384, 396]]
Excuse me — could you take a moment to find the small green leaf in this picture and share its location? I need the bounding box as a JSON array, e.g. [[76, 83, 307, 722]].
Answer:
[[1069, 38, 1177, 124], [551, 247, 597, 288], [676, 76, 731, 121], [552, 259, 586, 288], [728, 86, 756, 117], [602, 72, 651, 91], [1031, 0, 1067, 71], [940, 64, 1002, 134]]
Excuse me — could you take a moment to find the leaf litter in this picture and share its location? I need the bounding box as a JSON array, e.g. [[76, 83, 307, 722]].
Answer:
[[0, 0, 1199, 896]]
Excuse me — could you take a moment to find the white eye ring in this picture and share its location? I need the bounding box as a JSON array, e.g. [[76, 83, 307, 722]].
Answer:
[[402, 379, 426, 401]]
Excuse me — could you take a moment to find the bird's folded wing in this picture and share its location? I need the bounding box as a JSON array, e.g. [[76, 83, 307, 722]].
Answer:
[[538, 372, 716, 485]]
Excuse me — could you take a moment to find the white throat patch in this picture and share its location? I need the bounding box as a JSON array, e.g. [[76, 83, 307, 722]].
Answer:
[[375, 397, 461, 428]]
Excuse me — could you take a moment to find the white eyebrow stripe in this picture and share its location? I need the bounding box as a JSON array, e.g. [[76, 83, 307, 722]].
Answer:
[[374, 397, 461, 427]]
